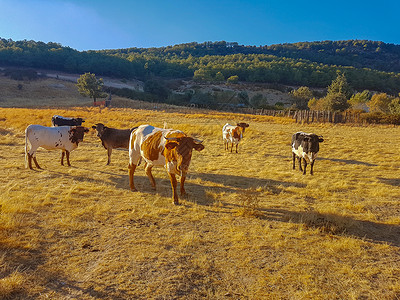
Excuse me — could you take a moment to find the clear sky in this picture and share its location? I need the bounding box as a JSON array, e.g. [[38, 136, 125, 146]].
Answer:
[[1, 0, 399, 51]]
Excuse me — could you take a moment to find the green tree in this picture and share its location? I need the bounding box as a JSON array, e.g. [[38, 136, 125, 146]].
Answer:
[[348, 90, 371, 110], [144, 79, 169, 101], [289, 86, 313, 109], [227, 75, 239, 84], [76, 72, 106, 104], [327, 72, 353, 99], [367, 93, 391, 113], [214, 71, 225, 83], [193, 68, 212, 82], [388, 97, 400, 115], [323, 72, 352, 111]]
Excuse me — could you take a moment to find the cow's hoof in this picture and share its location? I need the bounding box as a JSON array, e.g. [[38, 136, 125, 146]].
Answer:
[[130, 188, 138, 192], [173, 201, 180, 205]]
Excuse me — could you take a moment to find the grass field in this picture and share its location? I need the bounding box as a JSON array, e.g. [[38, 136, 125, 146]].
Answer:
[[1, 77, 400, 299]]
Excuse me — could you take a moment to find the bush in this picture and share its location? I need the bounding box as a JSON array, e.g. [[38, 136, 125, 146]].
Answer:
[[4, 68, 39, 81], [360, 112, 400, 125]]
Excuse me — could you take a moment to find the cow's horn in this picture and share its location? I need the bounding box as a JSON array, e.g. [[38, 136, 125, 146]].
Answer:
[[193, 138, 203, 143]]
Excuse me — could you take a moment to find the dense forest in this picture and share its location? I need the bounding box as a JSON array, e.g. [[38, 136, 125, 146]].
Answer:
[[1, 38, 400, 94]]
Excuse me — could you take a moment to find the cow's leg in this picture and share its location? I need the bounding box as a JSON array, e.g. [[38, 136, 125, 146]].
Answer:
[[65, 150, 71, 166], [310, 160, 315, 175], [302, 158, 307, 175], [107, 148, 112, 165], [230, 142, 233, 153], [235, 143, 238, 153], [27, 153, 33, 169], [168, 173, 179, 205], [180, 175, 186, 197], [292, 153, 296, 170], [145, 164, 156, 189], [298, 157, 303, 172], [61, 151, 65, 166], [32, 155, 41, 169], [128, 163, 137, 191]]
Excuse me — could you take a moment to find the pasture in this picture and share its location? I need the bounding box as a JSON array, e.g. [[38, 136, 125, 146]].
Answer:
[[1, 104, 400, 299]]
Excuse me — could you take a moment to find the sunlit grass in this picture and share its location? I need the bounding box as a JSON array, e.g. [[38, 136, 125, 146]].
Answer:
[[0, 98, 400, 298]]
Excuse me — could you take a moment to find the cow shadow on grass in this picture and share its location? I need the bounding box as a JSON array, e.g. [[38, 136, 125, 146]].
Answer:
[[319, 157, 378, 167], [190, 172, 306, 190], [259, 208, 400, 247]]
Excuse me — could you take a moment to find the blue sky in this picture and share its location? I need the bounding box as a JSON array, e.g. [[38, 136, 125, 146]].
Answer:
[[1, 0, 399, 51]]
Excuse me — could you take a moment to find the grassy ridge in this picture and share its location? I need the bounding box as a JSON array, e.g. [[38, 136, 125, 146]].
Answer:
[[1, 105, 400, 299]]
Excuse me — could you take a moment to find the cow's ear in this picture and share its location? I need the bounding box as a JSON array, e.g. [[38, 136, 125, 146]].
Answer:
[[91, 125, 96, 129], [165, 142, 178, 150], [193, 143, 205, 151], [318, 136, 324, 142], [84, 128, 89, 133]]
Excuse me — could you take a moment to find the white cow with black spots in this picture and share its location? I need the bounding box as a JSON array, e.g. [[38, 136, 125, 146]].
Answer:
[[292, 131, 324, 175], [25, 125, 89, 169]]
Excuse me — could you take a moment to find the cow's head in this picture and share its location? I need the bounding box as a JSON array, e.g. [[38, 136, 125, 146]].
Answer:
[[69, 126, 89, 145], [303, 134, 323, 153], [164, 136, 204, 175], [237, 122, 249, 132], [92, 123, 107, 137]]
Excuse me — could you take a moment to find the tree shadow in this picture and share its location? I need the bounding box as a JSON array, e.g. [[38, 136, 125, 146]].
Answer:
[[319, 157, 378, 167], [259, 208, 400, 247], [377, 177, 400, 187]]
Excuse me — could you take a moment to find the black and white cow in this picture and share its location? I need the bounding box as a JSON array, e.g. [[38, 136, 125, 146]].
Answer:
[[51, 115, 85, 127], [25, 125, 89, 169], [92, 123, 137, 165], [292, 132, 324, 175]]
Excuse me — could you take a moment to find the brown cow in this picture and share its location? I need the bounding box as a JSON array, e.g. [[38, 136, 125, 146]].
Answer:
[[92, 123, 137, 165], [128, 124, 204, 204]]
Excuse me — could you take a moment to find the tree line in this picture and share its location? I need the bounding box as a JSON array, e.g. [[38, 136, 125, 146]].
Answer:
[[1, 38, 400, 94]]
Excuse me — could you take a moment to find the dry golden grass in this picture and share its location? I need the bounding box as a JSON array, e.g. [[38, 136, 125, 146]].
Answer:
[[1, 76, 400, 299]]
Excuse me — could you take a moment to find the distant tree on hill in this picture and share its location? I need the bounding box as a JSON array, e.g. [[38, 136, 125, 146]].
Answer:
[[76, 73, 106, 104], [214, 71, 225, 83], [227, 75, 239, 84]]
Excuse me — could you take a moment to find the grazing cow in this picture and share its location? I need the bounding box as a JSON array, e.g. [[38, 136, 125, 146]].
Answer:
[[25, 125, 89, 169], [292, 132, 324, 175], [222, 122, 249, 153], [128, 124, 204, 205], [51, 115, 85, 127], [91, 123, 137, 165]]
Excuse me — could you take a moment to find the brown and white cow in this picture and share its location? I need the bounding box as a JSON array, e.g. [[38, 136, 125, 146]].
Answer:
[[92, 123, 137, 165], [292, 131, 324, 175], [25, 124, 89, 169], [222, 122, 249, 153], [128, 124, 204, 204]]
